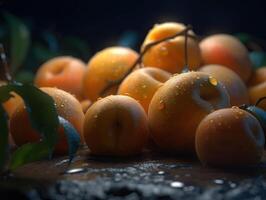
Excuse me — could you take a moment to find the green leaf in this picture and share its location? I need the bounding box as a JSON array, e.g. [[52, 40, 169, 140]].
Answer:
[[235, 33, 251, 44], [15, 70, 34, 84], [245, 106, 266, 131], [0, 105, 9, 171], [249, 51, 266, 69], [9, 141, 50, 170], [0, 83, 59, 154], [118, 31, 138, 48], [3, 12, 30, 73], [59, 116, 81, 162], [61, 36, 90, 60]]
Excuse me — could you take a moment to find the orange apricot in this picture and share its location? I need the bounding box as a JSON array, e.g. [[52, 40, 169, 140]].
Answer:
[[196, 107, 264, 167], [35, 56, 86, 100], [248, 67, 266, 110], [82, 47, 138, 101], [83, 95, 149, 156], [141, 22, 202, 74], [200, 34, 252, 82], [10, 87, 84, 155], [0, 81, 22, 118], [148, 71, 230, 154], [248, 67, 266, 87], [199, 64, 249, 106], [118, 67, 171, 113]]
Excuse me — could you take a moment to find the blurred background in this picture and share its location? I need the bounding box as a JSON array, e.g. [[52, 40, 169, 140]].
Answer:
[[0, 0, 266, 81]]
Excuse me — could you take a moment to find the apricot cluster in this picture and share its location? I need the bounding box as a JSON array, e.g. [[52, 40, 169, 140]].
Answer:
[[4, 21, 266, 168]]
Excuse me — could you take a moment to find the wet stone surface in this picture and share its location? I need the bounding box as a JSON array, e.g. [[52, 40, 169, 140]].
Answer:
[[1, 150, 266, 199]]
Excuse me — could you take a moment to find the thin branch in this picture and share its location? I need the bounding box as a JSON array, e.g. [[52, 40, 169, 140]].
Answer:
[[255, 96, 266, 107], [0, 44, 12, 82], [100, 25, 195, 96]]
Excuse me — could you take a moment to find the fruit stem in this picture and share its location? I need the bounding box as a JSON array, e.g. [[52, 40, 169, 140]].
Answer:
[[0, 44, 13, 83], [182, 25, 191, 72], [100, 25, 195, 96], [255, 96, 266, 107]]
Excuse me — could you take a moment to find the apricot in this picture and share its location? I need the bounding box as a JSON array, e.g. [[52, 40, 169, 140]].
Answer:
[[10, 87, 84, 155], [0, 81, 22, 118], [80, 99, 92, 114], [200, 34, 252, 82], [118, 67, 171, 113], [196, 107, 264, 167], [148, 71, 230, 154], [248, 67, 266, 87], [249, 84, 266, 110], [83, 95, 149, 156], [141, 22, 202, 74], [248, 67, 266, 110], [199, 64, 249, 106], [35, 56, 86, 100], [82, 47, 138, 101]]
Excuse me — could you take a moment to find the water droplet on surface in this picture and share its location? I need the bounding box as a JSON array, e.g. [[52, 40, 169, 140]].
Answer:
[[60, 104, 64, 108], [171, 181, 184, 188], [94, 115, 98, 119], [229, 182, 237, 188], [158, 171, 165, 175], [159, 100, 165, 110], [214, 179, 224, 185], [208, 76, 218, 86], [183, 186, 195, 191], [65, 168, 87, 175], [55, 159, 69, 166]]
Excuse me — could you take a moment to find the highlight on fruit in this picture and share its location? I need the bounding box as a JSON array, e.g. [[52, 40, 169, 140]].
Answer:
[[0, 16, 265, 172]]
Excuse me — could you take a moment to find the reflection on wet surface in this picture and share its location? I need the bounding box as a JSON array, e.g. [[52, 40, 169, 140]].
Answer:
[[1, 148, 266, 199]]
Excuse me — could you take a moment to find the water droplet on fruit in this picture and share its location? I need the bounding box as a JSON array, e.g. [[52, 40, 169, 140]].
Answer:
[[60, 104, 64, 108], [214, 179, 224, 185], [208, 76, 218, 86], [142, 84, 147, 89], [64, 168, 87, 174], [173, 73, 179, 77], [159, 100, 165, 110], [160, 46, 168, 55], [171, 181, 184, 188]]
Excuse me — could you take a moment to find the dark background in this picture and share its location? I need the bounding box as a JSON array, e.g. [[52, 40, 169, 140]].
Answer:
[[1, 0, 266, 53]]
